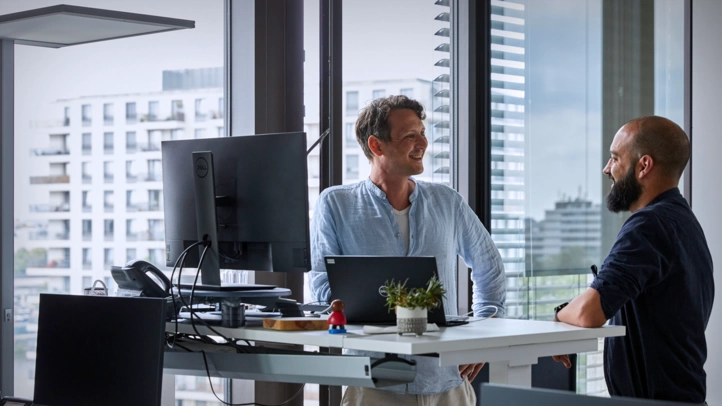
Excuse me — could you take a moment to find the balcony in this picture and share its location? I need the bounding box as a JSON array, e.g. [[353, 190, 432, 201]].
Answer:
[[82, 261, 92, 270], [82, 205, 92, 213], [29, 203, 70, 213], [139, 113, 185, 123], [82, 232, 91, 241], [31, 148, 70, 156], [104, 204, 114, 213], [126, 143, 137, 154], [82, 174, 91, 184], [126, 201, 161, 212], [104, 233, 113, 242], [82, 146, 91, 155], [145, 173, 162, 182], [26, 258, 70, 269], [30, 175, 70, 185], [125, 230, 163, 241], [104, 174, 114, 184], [137, 142, 161, 152]]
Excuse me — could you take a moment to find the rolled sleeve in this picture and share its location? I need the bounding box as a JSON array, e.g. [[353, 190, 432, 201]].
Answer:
[[308, 191, 340, 304], [456, 199, 506, 318], [590, 211, 669, 319]]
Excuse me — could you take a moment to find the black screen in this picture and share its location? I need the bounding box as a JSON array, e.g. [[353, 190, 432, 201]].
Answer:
[[33, 294, 166, 406], [161, 132, 311, 274]]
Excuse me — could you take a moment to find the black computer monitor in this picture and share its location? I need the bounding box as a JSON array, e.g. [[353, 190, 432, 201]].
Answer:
[[33, 294, 167, 406], [161, 132, 311, 286]]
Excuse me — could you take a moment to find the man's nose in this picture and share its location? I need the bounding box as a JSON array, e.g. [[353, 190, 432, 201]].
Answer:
[[602, 160, 611, 174]]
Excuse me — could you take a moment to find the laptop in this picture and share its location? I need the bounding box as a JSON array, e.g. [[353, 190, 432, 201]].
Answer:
[[325, 255, 467, 326], [33, 294, 167, 406]]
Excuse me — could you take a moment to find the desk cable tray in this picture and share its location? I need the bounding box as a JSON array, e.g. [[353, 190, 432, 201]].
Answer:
[[164, 337, 416, 388]]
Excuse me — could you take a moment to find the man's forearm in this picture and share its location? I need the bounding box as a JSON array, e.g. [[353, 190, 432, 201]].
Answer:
[[556, 288, 607, 328]]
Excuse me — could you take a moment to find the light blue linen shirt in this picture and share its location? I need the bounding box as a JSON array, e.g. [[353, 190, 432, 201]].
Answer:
[[308, 178, 506, 395]]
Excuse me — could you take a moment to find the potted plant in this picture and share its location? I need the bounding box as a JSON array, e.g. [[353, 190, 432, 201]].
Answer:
[[380, 276, 446, 336]]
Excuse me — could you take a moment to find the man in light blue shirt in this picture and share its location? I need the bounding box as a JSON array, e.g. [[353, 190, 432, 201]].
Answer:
[[309, 95, 506, 405]]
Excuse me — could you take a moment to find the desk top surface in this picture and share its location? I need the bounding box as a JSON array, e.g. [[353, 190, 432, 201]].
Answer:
[[168, 317, 625, 355]]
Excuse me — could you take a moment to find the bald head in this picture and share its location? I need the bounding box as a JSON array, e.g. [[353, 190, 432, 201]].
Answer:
[[623, 116, 690, 179]]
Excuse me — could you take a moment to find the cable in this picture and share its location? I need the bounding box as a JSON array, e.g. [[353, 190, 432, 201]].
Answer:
[[167, 240, 208, 349], [201, 350, 306, 406]]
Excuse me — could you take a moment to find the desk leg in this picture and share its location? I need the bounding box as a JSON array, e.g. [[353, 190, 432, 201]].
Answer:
[[488, 362, 532, 387], [161, 373, 176, 406]]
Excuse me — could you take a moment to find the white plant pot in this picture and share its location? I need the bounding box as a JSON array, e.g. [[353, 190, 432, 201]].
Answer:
[[396, 306, 428, 336]]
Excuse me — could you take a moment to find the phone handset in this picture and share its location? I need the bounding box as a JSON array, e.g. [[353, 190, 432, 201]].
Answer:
[[111, 260, 172, 298]]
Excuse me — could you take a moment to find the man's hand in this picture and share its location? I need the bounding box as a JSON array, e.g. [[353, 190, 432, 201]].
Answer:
[[552, 355, 572, 368], [459, 363, 485, 382]]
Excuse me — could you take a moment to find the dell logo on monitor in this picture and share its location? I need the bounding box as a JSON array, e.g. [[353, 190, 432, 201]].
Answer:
[[195, 157, 209, 178]]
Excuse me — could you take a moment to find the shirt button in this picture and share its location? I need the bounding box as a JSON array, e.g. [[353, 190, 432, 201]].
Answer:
[[396, 233, 401, 237]]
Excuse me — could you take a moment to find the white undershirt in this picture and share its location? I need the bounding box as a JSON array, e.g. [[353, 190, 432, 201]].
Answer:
[[392, 205, 411, 253]]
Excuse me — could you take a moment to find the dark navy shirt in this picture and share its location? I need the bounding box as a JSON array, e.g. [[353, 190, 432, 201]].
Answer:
[[590, 188, 714, 403]]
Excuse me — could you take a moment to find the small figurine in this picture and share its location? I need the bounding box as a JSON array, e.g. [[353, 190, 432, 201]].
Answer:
[[327, 299, 347, 334]]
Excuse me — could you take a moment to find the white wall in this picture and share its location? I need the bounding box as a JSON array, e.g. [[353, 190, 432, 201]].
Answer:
[[692, 1, 722, 404]]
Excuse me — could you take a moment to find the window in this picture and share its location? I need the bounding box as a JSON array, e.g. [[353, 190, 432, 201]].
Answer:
[[341, 1, 454, 185], [82, 191, 92, 212], [82, 219, 92, 241], [217, 97, 224, 119], [345, 154, 359, 180], [171, 99, 184, 121], [194, 128, 206, 139], [345, 91, 358, 116], [81, 133, 91, 155], [11, 1, 225, 401], [104, 219, 114, 241], [82, 162, 91, 184], [148, 101, 159, 121], [82, 248, 92, 270], [104, 248, 114, 266], [400, 88, 414, 98], [126, 102, 137, 124], [345, 122, 356, 144], [103, 132, 114, 154], [103, 103, 113, 125], [195, 98, 207, 121], [104, 191, 114, 213], [103, 161, 114, 183], [126, 248, 137, 262], [487, 0, 685, 395], [126, 131, 136, 153], [81, 104, 91, 126]]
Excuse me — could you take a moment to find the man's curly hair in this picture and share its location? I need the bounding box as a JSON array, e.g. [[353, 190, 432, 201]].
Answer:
[[355, 95, 426, 161]]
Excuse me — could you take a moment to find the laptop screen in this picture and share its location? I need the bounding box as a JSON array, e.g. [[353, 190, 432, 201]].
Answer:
[[325, 255, 448, 325], [33, 294, 167, 406]]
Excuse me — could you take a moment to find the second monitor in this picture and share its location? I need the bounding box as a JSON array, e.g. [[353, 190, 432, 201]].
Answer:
[[162, 132, 311, 286]]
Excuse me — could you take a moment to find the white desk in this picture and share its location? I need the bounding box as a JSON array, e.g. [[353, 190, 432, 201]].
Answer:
[[166, 317, 624, 387]]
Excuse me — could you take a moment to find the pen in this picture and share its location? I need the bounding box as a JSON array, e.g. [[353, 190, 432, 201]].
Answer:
[[591, 264, 598, 278]]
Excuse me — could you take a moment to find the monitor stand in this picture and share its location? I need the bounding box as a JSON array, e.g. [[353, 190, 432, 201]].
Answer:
[[176, 286, 303, 327]]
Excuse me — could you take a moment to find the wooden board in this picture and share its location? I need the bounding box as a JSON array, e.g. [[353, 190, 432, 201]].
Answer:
[[263, 317, 328, 331]]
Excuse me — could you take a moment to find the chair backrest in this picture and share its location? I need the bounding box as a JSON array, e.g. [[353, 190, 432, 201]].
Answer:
[[480, 383, 700, 406], [33, 294, 167, 406]]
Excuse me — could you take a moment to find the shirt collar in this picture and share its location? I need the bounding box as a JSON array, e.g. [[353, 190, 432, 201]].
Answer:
[[363, 177, 420, 203], [647, 187, 682, 206]]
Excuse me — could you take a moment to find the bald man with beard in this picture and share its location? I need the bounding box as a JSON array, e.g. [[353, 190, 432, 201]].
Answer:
[[553, 116, 714, 404]]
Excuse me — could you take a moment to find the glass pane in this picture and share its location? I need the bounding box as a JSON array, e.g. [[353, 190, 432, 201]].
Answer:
[[8, 0, 226, 402], [342, 0, 454, 185], [489, 0, 684, 396]]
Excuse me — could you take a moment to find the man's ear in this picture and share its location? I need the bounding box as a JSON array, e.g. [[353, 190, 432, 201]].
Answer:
[[637, 155, 654, 179], [368, 135, 384, 157]]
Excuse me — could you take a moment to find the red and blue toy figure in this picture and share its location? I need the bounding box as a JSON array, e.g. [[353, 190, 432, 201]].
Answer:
[[328, 299, 347, 334]]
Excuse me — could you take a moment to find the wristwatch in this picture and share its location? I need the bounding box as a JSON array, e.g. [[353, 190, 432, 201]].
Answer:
[[553, 302, 569, 322]]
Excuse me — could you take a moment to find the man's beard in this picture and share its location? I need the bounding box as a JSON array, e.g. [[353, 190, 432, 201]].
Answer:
[[606, 165, 643, 213]]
